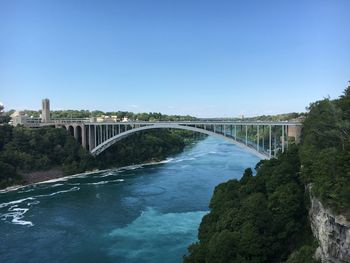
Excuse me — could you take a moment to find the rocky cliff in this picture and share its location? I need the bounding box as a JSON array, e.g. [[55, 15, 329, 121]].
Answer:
[[309, 194, 350, 263]]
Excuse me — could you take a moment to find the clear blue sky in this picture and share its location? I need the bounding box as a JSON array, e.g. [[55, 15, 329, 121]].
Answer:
[[1, 0, 349, 117]]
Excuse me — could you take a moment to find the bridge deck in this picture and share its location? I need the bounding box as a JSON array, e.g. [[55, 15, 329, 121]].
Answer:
[[22, 119, 302, 159]]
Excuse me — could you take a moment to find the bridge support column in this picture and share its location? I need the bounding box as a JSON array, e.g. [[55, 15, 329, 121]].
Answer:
[[103, 125, 106, 142], [94, 125, 97, 148], [286, 126, 289, 150], [89, 125, 96, 151], [105, 125, 108, 141], [269, 125, 272, 158], [245, 125, 248, 146], [262, 126, 265, 150], [73, 126, 78, 140], [282, 125, 285, 153], [100, 125, 103, 143], [82, 125, 87, 149], [274, 130, 277, 157], [101, 125, 104, 142], [257, 125, 259, 152]]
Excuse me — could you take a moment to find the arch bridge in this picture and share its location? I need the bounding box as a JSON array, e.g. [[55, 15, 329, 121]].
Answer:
[[48, 120, 302, 159]]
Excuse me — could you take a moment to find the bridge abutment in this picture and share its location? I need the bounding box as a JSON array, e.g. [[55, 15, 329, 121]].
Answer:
[[287, 125, 302, 143]]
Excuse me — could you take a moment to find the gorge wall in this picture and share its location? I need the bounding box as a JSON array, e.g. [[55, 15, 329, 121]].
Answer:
[[309, 194, 350, 263]]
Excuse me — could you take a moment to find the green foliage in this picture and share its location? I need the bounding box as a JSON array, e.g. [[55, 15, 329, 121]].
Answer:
[[0, 125, 95, 187], [95, 129, 200, 169], [0, 115, 11, 124], [0, 125, 202, 189], [285, 243, 319, 263], [300, 86, 350, 214], [185, 86, 350, 263], [184, 146, 316, 263], [246, 112, 305, 121]]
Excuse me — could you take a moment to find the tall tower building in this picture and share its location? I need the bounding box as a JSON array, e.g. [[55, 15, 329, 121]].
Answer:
[[41, 98, 50, 123]]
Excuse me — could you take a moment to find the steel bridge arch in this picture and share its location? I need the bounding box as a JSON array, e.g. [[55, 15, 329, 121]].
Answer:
[[90, 124, 268, 159]]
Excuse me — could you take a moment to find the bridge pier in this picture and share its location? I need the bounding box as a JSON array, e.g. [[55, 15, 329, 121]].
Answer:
[[82, 125, 87, 149], [257, 125, 260, 152], [88, 125, 95, 150], [281, 125, 285, 153], [269, 125, 272, 158], [99, 125, 103, 144], [287, 125, 302, 143], [73, 126, 79, 140]]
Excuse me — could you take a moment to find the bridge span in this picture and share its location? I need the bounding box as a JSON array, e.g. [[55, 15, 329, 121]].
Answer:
[[30, 119, 301, 159], [13, 99, 302, 159]]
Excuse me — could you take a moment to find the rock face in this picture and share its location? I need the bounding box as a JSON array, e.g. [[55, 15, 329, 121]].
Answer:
[[309, 195, 350, 263]]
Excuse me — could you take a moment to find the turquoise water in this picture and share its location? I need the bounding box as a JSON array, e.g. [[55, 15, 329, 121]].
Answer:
[[0, 137, 260, 263]]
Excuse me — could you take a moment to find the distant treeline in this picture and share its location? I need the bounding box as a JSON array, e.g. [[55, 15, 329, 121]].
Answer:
[[1, 109, 305, 124], [0, 125, 203, 189], [184, 86, 350, 263], [246, 112, 305, 121], [2, 109, 198, 122]]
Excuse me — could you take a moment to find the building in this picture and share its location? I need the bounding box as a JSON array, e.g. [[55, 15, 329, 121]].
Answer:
[[11, 111, 29, 126], [41, 98, 50, 123]]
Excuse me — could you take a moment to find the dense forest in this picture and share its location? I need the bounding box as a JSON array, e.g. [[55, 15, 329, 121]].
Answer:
[[184, 86, 350, 263], [184, 146, 317, 263], [300, 87, 350, 216], [0, 125, 202, 189], [96, 129, 199, 169]]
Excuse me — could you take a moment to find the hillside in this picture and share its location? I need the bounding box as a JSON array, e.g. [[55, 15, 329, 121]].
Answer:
[[0, 126, 202, 189], [184, 86, 350, 263]]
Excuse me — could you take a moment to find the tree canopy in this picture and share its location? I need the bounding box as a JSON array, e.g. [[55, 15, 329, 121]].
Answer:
[[184, 85, 350, 263], [0, 125, 202, 189]]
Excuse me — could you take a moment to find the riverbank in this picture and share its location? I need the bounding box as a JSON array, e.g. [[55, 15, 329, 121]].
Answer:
[[20, 169, 65, 184], [0, 158, 178, 194], [0, 126, 204, 190]]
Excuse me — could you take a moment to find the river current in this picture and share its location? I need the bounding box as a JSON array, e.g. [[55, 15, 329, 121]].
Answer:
[[0, 137, 260, 263]]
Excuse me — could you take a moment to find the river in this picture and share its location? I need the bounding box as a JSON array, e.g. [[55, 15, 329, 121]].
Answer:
[[0, 137, 260, 263]]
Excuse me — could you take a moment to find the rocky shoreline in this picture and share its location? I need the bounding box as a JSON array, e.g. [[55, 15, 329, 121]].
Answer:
[[20, 169, 65, 185]]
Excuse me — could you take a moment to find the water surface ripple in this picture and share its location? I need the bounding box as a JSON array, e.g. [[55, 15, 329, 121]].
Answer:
[[0, 137, 259, 263]]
